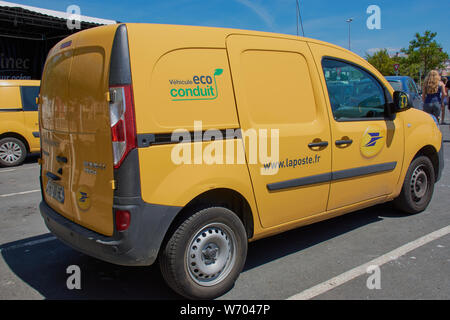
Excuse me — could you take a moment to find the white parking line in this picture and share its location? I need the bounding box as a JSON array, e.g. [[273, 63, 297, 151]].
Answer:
[[0, 190, 40, 197], [287, 225, 450, 300], [0, 165, 39, 173]]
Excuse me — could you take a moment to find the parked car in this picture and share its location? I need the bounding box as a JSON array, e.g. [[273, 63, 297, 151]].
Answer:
[[0, 80, 40, 167], [39, 24, 443, 300], [385, 76, 423, 110]]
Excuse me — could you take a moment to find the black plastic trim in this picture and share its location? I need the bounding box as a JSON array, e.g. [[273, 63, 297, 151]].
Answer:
[[40, 200, 182, 266], [46, 171, 61, 181], [267, 172, 332, 191], [331, 162, 397, 180], [109, 24, 132, 86], [137, 129, 242, 148], [267, 161, 397, 191], [0, 108, 22, 112]]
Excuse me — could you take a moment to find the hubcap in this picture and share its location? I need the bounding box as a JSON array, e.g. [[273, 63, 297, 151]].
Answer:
[[0, 142, 22, 164], [186, 223, 236, 286], [410, 165, 428, 200]]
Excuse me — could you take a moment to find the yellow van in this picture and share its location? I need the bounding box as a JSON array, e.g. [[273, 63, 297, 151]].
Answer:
[[38, 24, 443, 299], [0, 80, 40, 167]]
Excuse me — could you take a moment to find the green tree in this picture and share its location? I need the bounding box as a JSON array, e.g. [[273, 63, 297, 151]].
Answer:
[[401, 30, 448, 77], [365, 49, 395, 76]]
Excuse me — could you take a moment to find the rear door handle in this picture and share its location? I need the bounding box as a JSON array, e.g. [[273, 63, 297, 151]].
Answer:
[[56, 156, 68, 163], [308, 141, 329, 148], [46, 171, 61, 181], [335, 139, 353, 146]]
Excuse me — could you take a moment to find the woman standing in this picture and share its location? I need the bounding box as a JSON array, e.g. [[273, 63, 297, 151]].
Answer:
[[441, 77, 448, 124], [422, 70, 446, 122]]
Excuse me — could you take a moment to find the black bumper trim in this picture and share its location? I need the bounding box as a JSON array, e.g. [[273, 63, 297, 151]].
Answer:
[[40, 199, 182, 266]]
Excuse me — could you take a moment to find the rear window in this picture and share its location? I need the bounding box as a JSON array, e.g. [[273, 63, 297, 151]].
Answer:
[[20, 86, 40, 111], [387, 80, 403, 91]]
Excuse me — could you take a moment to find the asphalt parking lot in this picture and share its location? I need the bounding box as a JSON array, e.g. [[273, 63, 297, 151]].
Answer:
[[0, 123, 449, 300]]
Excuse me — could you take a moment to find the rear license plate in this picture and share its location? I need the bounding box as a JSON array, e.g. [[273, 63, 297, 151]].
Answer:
[[46, 180, 65, 204]]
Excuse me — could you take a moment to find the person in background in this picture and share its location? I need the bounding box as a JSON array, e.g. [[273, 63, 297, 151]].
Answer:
[[422, 70, 446, 122], [441, 77, 448, 124]]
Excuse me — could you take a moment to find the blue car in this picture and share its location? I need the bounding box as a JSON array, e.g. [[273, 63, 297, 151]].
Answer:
[[385, 76, 423, 110]]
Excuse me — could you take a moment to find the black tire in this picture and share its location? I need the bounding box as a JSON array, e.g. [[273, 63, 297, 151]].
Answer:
[[159, 206, 248, 300], [0, 137, 27, 167], [393, 155, 435, 214]]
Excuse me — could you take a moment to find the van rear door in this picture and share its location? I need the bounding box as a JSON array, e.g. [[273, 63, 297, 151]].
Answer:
[[40, 25, 120, 236]]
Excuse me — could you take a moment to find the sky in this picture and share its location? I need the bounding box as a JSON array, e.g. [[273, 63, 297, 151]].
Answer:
[[9, 0, 450, 58]]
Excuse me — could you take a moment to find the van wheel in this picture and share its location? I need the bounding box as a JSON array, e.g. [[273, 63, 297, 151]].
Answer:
[[159, 206, 248, 299], [0, 137, 27, 167], [393, 155, 435, 214]]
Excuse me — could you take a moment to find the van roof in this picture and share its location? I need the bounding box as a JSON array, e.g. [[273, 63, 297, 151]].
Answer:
[[0, 79, 40, 87], [54, 23, 362, 61], [122, 23, 359, 56]]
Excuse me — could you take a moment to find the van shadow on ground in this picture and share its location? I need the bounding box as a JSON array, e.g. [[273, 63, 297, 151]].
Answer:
[[0, 202, 406, 299]]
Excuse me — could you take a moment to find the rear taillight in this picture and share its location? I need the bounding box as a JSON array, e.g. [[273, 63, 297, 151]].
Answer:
[[115, 209, 131, 231], [109, 85, 136, 169]]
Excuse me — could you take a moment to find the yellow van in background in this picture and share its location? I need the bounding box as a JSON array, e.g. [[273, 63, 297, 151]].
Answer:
[[38, 24, 443, 299], [0, 80, 40, 167]]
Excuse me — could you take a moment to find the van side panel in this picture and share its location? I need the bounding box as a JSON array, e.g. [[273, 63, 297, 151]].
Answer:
[[126, 24, 239, 134], [125, 25, 258, 210]]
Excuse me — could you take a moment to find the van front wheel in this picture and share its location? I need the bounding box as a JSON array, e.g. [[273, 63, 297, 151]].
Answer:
[[159, 206, 248, 299], [0, 137, 27, 167], [393, 155, 435, 214]]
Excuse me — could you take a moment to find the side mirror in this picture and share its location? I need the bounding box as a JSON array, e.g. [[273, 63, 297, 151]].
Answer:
[[391, 91, 412, 113]]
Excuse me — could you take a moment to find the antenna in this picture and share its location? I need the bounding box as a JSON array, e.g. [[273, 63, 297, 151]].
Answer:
[[296, 0, 305, 37]]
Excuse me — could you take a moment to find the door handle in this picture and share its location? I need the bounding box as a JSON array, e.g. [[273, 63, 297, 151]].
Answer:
[[335, 139, 353, 146], [46, 171, 61, 181], [56, 155, 68, 163], [308, 141, 329, 148]]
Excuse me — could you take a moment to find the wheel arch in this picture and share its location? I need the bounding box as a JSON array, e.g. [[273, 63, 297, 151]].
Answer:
[[0, 132, 30, 153], [413, 145, 439, 180], [165, 188, 255, 241]]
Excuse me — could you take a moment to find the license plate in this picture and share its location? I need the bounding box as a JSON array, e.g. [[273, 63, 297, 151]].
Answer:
[[46, 180, 65, 204]]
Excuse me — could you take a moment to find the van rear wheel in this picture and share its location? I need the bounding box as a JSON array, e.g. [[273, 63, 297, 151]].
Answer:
[[0, 137, 27, 167], [159, 206, 247, 299], [393, 155, 435, 214]]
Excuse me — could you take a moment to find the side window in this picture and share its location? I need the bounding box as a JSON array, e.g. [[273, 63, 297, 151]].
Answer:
[[322, 58, 386, 121], [20, 86, 40, 112]]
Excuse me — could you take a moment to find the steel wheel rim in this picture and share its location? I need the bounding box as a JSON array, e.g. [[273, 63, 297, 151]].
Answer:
[[186, 222, 237, 287], [0, 142, 22, 164], [410, 165, 428, 201]]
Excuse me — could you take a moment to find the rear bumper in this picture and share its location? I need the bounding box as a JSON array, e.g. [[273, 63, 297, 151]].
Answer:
[[40, 199, 181, 266]]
